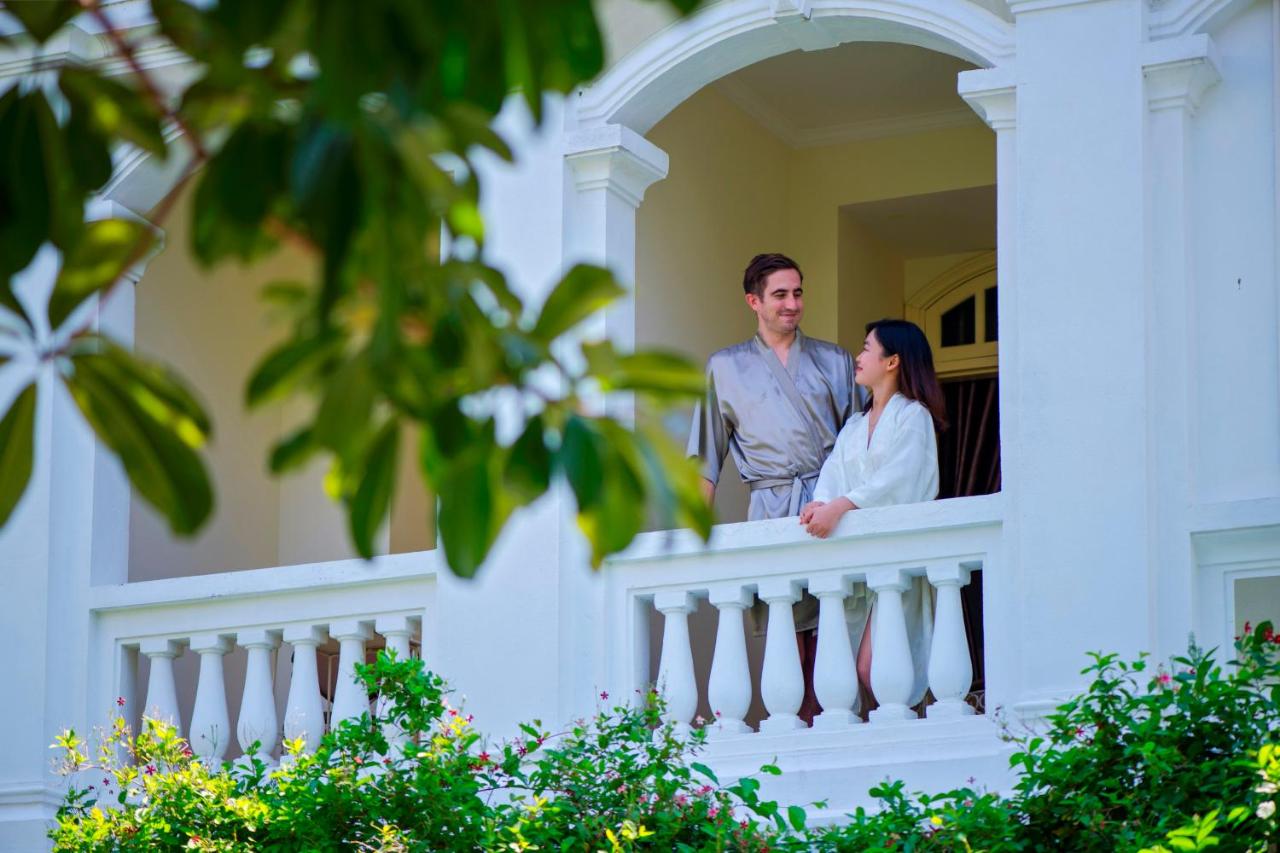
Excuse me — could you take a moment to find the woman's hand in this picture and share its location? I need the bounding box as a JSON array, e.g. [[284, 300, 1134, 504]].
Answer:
[[803, 497, 855, 538], [799, 501, 824, 524]]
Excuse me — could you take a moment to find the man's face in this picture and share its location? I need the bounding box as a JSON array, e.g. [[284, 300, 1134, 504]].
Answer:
[[746, 268, 804, 336]]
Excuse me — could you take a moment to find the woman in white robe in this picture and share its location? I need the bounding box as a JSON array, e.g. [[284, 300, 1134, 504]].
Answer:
[[799, 319, 946, 713]]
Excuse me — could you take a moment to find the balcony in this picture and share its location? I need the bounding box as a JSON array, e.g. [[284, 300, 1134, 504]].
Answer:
[[85, 494, 1010, 816]]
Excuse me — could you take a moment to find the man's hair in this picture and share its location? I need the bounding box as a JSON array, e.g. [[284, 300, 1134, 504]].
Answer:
[[743, 253, 803, 297]]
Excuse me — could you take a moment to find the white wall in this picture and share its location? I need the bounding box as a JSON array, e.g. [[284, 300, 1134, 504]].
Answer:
[[1192, 0, 1280, 505]]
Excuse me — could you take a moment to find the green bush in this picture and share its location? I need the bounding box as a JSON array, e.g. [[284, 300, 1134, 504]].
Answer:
[[52, 626, 1280, 851]]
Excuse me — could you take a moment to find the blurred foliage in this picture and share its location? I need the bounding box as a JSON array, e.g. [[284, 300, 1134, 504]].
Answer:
[[0, 0, 710, 576]]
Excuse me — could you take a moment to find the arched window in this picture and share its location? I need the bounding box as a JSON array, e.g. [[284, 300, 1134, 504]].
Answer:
[[906, 252, 997, 379]]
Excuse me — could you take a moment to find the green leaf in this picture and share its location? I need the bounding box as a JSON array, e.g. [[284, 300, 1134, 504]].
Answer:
[[59, 68, 167, 159], [0, 89, 51, 289], [436, 449, 507, 579], [594, 348, 706, 398], [48, 219, 152, 331], [66, 344, 213, 535], [246, 333, 340, 408], [0, 383, 37, 527], [503, 415, 551, 503], [530, 265, 624, 344], [312, 352, 375, 457], [63, 93, 114, 195], [759, 764, 783, 775], [191, 121, 288, 265], [5, 0, 80, 41], [690, 762, 718, 784], [570, 419, 645, 567], [269, 425, 316, 474], [787, 804, 807, 833], [348, 419, 399, 559], [559, 415, 604, 509]]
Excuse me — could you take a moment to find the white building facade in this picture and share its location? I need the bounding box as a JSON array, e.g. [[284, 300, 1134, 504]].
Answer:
[[2, 0, 1279, 848]]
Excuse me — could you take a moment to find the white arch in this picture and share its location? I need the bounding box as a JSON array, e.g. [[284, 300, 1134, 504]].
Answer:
[[575, 0, 1016, 134]]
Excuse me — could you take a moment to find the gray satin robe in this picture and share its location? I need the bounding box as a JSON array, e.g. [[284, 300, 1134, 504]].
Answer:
[[688, 330, 856, 634], [687, 330, 856, 521]]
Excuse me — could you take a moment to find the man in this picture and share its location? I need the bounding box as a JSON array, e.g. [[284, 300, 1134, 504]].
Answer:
[[688, 253, 859, 723], [688, 253, 857, 519]]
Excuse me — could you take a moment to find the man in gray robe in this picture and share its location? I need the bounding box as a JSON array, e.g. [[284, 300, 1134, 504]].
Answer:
[[687, 253, 860, 723], [688, 253, 858, 520]]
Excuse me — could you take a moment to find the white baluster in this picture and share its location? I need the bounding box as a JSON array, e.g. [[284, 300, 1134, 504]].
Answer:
[[706, 584, 753, 737], [329, 620, 373, 729], [375, 615, 418, 751], [810, 575, 860, 729], [236, 629, 281, 758], [758, 579, 805, 733], [282, 625, 327, 754], [654, 591, 698, 732], [926, 564, 976, 718], [139, 638, 183, 732], [188, 634, 231, 763], [866, 568, 917, 722]]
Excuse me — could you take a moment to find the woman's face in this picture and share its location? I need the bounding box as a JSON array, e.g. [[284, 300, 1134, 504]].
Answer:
[[855, 329, 895, 388]]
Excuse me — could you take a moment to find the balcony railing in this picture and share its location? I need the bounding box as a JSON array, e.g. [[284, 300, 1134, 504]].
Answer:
[[604, 494, 1002, 741], [87, 551, 437, 762]]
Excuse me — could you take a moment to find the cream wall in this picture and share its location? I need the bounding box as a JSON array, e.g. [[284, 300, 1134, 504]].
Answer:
[[132, 183, 433, 580], [837, 212, 904, 351], [904, 250, 988, 302]]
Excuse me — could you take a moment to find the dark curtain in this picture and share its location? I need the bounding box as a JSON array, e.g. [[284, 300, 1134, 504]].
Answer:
[[937, 376, 1001, 705]]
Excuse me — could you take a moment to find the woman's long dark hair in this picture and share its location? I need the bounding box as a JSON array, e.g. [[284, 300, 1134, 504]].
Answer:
[[864, 319, 948, 433]]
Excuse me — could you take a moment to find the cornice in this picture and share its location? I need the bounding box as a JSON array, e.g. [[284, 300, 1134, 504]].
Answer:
[[957, 65, 1017, 131], [564, 124, 670, 208], [1142, 33, 1220, 114]]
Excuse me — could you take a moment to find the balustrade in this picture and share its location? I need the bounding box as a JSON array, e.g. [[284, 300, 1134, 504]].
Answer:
[[606, 496, 1000, 739]]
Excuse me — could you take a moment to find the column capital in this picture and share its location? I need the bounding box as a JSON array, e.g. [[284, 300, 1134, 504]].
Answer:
[[865, 567, 913, 594], [139, 638, 182, 659], [807, 574, 853, 597], [282, 624, 327, 646], [1143, 35, 1220, 115], [565, 124, 669, 209], [707, 584, 753, 609], [958, 66, 1016, 132], [329, 620, 373, 642], [925, 563, 973, 588], [757, 578, 802, 604], [653, 590, 696, 615], [235, 628, 281, 650], [189, 634, 231, 655], [375, 614, 419, 638]]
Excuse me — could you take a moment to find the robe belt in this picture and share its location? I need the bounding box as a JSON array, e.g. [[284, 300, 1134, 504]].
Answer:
[[748, 470, 822, 516]]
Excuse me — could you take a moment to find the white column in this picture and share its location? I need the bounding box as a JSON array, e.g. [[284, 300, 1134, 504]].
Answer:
[[866, 569, 916, 722], [329, 620, 373, 729], [282, 625, 327, 754], [757, 579, 805, 733], [375, 615, 418, 750], [1141, 36, 1219, 661], [706, 584, 753, 736], [188, 634, 232, 762], [959, 65, 1017, 717], [654, 591, 698, 732], [926, 565, 975, 718], [235, 629, 280, 759], [809, 575, 859, 729], [139, 638, 183, 731]]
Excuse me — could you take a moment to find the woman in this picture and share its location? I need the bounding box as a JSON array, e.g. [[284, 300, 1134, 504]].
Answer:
[[798, 318, 947, 715]]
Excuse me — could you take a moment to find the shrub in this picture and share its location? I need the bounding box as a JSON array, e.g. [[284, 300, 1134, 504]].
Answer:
[[51, 626, 1280, 851]]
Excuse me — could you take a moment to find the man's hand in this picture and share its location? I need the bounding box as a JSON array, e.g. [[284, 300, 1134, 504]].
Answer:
[[700, 478, 716, 505], [803, 497, 855, 539]]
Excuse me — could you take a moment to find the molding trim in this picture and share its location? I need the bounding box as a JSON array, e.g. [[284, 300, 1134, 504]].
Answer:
[[575, 0, 1015, 134], [717, 75, 981, 148], [958, 65, 1017, 131], [1007, 0, 1116, 14], [1148, 0, 1256, 38], [564, 124, 670, 208], [1142, 33, 1221, 114]]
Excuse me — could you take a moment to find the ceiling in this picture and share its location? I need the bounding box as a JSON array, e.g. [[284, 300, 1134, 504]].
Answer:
[[716, 41, 983, 148], [841, 185, 996, 257]]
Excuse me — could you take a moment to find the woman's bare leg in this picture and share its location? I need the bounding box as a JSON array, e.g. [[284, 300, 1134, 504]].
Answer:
[[855, 609, 875, 713]]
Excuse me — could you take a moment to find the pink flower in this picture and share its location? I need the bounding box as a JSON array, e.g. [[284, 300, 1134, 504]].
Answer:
[[600, 691, 609, 700], [708, 806, 720, 819], [1158, 672, 1172, 685], [144, 764, 156, 776], [675, 794, 688, 806], [115, 697, 126, 707], [478, 751, 491, 764], [714, 710, 722, 718]]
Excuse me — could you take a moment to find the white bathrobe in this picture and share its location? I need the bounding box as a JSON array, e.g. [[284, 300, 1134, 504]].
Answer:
[[812, 392, 940, 709]]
